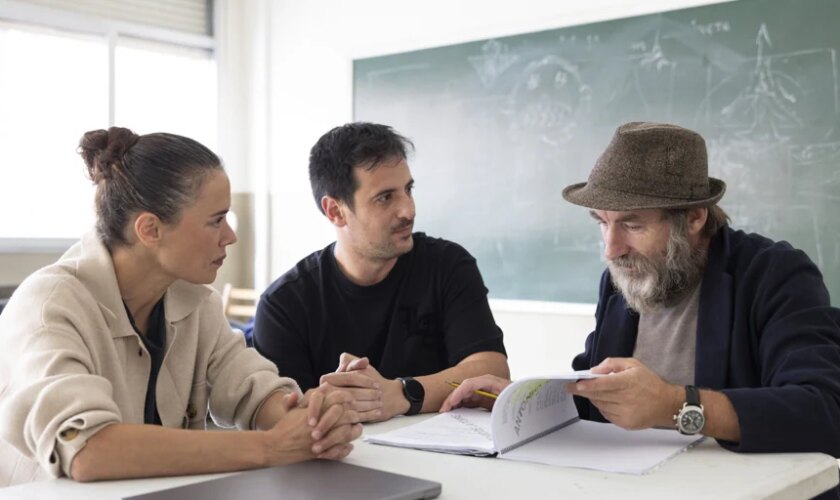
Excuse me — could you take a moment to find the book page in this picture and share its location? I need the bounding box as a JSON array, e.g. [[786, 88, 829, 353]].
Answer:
[[501, 419, 703, 474], [491, 371, 599, 453], [364, 408, 496, 456]]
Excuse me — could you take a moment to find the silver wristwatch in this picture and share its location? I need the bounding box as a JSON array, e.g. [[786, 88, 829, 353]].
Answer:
[[674, 385, 705, 435]]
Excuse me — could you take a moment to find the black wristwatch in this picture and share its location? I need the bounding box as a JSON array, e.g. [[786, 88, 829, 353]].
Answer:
[[397, 377, 425, 416], [674, 385, 705, 435]]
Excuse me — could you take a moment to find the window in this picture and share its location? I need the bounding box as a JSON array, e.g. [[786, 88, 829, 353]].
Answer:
[[116, 37, 217, 152], [0, 23, 107, 240], [0, 2, 216, 248]]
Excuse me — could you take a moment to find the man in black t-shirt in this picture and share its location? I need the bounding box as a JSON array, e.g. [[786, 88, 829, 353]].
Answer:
[[253, 122, 509, 422]]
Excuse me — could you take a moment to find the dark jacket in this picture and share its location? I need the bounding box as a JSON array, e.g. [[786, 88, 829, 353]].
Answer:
[[573, 225, 840, 455]]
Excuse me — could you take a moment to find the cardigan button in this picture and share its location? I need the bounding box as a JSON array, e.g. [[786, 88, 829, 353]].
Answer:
[[59, 428, 79, 441], [138, 348, 143, 356], [186, 403, 197, 419]]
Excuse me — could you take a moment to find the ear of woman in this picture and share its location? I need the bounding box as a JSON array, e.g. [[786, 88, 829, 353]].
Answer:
[[134, 212, 164, 248]]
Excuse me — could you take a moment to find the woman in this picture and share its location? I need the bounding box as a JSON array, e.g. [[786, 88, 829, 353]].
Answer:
[[0, 127, 361, 485]]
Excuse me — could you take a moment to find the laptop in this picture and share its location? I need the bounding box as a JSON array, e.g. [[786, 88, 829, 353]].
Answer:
[[124, 461, 442, 500]]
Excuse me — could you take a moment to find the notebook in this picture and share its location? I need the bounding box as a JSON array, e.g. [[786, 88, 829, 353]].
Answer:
[[366, 371, 703, 474], [123, 460, 441, 500]]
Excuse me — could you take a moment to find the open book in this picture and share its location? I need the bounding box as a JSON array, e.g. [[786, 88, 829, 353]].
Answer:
[[365, 371, 703, 474]]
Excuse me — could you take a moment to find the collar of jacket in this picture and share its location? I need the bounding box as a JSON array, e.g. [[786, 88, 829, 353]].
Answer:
[[71, 230, 213, 338], [694, 225, 734, 390]]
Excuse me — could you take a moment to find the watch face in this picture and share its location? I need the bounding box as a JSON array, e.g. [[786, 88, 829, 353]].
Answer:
[[402, 377, 425, 402], [400, 377, 425, 416], [679, 407, 705, 434]]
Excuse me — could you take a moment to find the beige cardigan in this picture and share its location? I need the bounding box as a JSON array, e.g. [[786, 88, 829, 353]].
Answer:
[[0, 231, 299, 486]]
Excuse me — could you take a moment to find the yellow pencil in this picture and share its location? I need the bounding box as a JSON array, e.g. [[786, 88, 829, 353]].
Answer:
[[446, 380, 498, 400]]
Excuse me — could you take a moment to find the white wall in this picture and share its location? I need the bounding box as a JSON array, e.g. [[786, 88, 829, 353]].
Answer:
[[265, 0, 729, 377], [490, 301, 595, 377]]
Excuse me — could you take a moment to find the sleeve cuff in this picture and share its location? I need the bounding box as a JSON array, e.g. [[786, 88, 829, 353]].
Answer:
[[51, 411, 121, 479]]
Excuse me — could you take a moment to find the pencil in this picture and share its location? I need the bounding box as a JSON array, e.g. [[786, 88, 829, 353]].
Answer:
[[446, 380, 499, 400]]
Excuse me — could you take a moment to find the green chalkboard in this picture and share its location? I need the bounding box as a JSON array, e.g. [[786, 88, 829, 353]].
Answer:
[[354, 0, 840, 304]]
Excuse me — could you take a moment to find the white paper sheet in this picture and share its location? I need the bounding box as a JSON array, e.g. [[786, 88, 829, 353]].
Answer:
[[501, 419, 703, 474], [364, 409, 496, 456]]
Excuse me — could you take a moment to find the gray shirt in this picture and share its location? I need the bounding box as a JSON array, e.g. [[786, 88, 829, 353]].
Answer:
[[633, 284, 702, 386]]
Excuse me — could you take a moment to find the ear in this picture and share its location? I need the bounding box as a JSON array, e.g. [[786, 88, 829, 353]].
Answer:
[[321, 196, 349, 228], [133, 212, 164, 248], [686, 207, 708, 237]]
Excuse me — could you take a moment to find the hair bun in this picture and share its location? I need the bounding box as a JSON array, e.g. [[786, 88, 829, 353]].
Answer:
[[78, 127, 140, 182]]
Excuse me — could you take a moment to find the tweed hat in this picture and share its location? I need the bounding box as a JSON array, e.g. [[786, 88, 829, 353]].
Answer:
[[562, 121, 726, 210]]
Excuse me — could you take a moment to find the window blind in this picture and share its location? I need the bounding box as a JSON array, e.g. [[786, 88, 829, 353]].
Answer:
[[18, 0, 211, 36]]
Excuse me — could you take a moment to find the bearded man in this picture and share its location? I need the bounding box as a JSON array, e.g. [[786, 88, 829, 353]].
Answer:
[[443, 122, 840, 459]]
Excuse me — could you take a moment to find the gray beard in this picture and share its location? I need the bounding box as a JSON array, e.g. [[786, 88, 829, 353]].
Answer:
[[607, 230, 707, 314]]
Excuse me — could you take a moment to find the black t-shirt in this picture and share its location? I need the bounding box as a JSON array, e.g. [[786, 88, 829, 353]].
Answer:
[[124, 298, 166, 425], [253, 233, 506, 391]]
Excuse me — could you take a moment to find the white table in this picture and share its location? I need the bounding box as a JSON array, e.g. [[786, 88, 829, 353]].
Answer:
[[1, 415, 837, 499]]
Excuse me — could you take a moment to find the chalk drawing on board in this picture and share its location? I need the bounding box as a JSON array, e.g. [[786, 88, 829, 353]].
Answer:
[[502, 55, 591, 146], [694, 22, 840, 272], [601, 21, 681, 119], [469, 39, 518, 88], [701, 24, 839, 138], [720, 24, 802, 135], [789, 140, 840, 269], [636, 28, 674, 71], [498, 55, 592, 219], [710, 134, 840, 271], [790, 141, 840, 167]]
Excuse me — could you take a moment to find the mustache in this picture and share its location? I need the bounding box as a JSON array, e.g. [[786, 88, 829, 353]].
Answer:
[[607, 232, 706, 313], [393, 218, 414, 231], [609, 253, 658, 274]]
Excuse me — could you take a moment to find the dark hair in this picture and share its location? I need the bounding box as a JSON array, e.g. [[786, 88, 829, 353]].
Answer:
[[308, 122, 414, 213], [665, 204, 730, 239], [78, 127, 223, 248]]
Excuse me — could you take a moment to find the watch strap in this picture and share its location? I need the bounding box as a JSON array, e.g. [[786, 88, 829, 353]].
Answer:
[[674, 385, 705, 435], [685, 385, 701, 407]]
